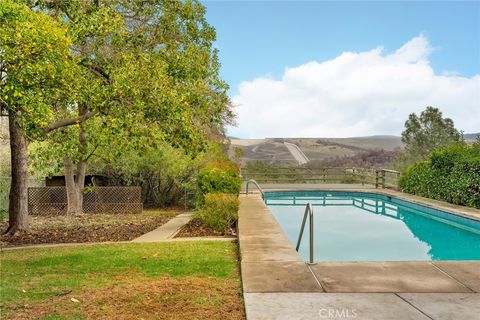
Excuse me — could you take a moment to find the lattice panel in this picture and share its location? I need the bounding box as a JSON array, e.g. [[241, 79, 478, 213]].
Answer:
[[28, 186, 142, 215], [28, 187, 67, 216], [83, 187, 142, 214]]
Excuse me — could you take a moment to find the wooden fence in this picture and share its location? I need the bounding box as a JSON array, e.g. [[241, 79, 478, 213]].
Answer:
[[28, 186, 142, 216], [240, 167, 400, 190]]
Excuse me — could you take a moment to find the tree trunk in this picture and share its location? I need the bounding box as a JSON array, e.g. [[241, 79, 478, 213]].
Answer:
[[6, 109, 30, 235], [64, 128, 88, 215], [64, 157, 80, 214], [76, 159, 87, 212], [64, 158, 87, 214]]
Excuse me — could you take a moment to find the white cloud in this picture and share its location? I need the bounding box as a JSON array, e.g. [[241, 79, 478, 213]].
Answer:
[[229, 35, 480, 138]]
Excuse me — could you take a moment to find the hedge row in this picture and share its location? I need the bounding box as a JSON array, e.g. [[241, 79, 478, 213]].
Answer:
[[399, 143, 480, 208], [196, 193, 239, 233], [197, 160, 241, 195], [196, 160, 241, 233]]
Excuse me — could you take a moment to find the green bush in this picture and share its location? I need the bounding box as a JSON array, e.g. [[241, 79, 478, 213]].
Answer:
[[196, 193, 239, 233], [400, 142, 480, 208], [197, 161, 241, 195]]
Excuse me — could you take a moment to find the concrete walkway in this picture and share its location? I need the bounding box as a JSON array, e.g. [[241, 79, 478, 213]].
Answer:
[[238, 194, 480, 320], [132, 213, 193, 242]]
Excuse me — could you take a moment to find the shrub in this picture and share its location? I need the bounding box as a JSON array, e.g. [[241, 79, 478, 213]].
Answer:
[[400, 142, 480, 208], [197, 161, 241, 195], [196, 193, 239, 233]]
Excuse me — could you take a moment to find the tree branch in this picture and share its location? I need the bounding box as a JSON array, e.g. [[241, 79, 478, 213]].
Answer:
[[85, 144, 99, 161], [43, 111, 98, 135], [79, 60, 111, 83]]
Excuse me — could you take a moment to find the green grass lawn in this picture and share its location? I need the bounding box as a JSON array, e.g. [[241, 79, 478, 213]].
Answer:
[[1, 241, 244, 320]]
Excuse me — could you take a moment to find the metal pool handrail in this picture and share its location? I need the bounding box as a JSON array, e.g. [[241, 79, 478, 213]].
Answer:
[[295, 202, 314, 264], [245, 179, 264, 197]]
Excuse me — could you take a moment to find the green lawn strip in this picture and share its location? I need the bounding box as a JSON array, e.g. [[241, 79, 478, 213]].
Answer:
[[142, 209, 181, 216], [1, 241, 238, 305]]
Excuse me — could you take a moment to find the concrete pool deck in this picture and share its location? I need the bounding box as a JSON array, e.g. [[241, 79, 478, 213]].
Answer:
[[238, 190, 480, 319]]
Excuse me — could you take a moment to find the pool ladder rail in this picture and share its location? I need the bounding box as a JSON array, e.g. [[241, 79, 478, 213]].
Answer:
[[245, 182, 314, 264], [245, 179, 264, 197], [296, 202, 315, 264]]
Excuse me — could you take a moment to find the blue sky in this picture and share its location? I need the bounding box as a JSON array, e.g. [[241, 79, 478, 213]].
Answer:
[[202, 1, 480, 137]]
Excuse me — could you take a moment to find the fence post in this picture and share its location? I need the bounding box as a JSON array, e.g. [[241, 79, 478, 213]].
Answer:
[[375, 170, 379, 188], [381, 170, 386, 189], [352, 167, 358, 184]]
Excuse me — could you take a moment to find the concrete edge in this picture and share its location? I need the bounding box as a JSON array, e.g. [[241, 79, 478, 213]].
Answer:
[[255, 187, 480, 221], [238, 195, 322, 294], [238, 193, 480, 294]]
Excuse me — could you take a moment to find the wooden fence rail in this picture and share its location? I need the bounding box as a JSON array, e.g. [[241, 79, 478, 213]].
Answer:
[[240, 167, 400, 190]]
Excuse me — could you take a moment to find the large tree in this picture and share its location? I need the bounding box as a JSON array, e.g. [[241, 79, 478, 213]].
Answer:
[[2, 0, 233, 233], [401, 106, 460, 162], [31, 0, 232, 215], [0, 1, 93, 234]]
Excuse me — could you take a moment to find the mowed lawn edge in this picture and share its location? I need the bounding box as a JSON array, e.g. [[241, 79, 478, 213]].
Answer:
[[0, 241, 244, 319]]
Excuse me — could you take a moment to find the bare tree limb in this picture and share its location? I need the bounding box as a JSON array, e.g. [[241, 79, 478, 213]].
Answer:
[[42, 111, 98, 135]]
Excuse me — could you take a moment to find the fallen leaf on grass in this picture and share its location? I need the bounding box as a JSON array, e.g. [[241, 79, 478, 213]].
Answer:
[[54, 289, 72, 296], [70, 298, 80, 303]]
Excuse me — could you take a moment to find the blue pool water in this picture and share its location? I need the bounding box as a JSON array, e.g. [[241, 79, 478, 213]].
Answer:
[[264, 191, 480, 261]]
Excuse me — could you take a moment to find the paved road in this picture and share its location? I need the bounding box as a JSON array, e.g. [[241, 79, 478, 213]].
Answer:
[[284, 142, 309, 165]]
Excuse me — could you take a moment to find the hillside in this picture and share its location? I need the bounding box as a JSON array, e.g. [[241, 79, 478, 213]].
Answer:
[[230, 135, 403, 166], [464, 133, 479, 141]]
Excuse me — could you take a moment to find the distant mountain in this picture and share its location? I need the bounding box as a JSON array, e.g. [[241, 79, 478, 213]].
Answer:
[[464, 132, 479, 141], [229, 135, 403, 166]]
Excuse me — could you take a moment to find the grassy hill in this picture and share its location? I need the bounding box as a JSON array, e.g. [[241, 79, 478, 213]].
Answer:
[[230, 135, 403, 166], [464, 132, 479, 142]]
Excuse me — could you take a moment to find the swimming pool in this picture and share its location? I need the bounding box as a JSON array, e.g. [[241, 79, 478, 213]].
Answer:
[[264, 191, 480, 262]]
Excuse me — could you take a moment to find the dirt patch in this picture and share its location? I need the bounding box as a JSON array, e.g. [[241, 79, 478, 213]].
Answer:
[[0, 210, 178, 247], [4, 275, 245, 320], [175, 218, 236, 238]]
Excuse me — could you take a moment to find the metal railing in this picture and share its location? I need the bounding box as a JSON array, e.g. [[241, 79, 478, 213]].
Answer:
[[295, 202, 315, 264], [245, 179, 264, 197]]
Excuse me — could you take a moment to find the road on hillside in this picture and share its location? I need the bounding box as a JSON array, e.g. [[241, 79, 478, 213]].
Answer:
[[284, 142, 309, 165]]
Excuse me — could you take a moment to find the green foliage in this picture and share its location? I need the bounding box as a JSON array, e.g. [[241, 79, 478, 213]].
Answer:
[[232, 147, 244, 163], [95, 142, 196, 207], [0, 1, 83, 136], [197, 161, 241, 195], [30, 0, 233, 159], [74, 140, 229, 208], [23, 0, 234, 207], [196, 193, 239, 233], [400, 142, 480, 208], [401, 106, 460, 164]]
